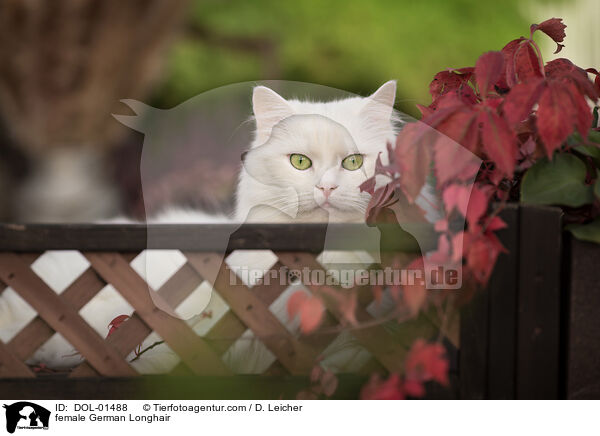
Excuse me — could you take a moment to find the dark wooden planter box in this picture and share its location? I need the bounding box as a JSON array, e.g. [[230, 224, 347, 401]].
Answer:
[[566, 238, 600, 399], [0, 204, 597, 399]]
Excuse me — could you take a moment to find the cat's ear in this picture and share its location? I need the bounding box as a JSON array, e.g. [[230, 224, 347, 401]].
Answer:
[[252, 86, 293, 144], [362, 80, 397, 121]]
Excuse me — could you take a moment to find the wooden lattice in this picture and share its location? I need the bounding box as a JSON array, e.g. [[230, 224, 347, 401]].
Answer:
[[0, 223, 452, 379]]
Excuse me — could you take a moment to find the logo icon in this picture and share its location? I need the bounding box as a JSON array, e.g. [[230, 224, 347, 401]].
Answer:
[[3, 402, 50, 434]]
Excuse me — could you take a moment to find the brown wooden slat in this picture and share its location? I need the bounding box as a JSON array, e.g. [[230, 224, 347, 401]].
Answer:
[[0, 340, 35, 378], [0, 253, 136, 376], [207, 260, 337, 376], [277, 252, 417, 373], [8, 268, 107, 362], [173, 260, 320, 375], [0, 253, 41, 296], [84, 252, 230, 375], [71, 261, 206, 377], [251, 261, 291, 302], [186, 252, 319, 374], [203, 311, 248, 355], [121, 253, 139, 263], [201, 261, 295, 356], [0, 223, 429, 252], [155, 262, 206, 308], [19, 253, 42, 265]]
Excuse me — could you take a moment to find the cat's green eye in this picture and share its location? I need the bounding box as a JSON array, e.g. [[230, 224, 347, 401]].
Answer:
[[290, 153, 312, 170], [341, 154, 364, 171]]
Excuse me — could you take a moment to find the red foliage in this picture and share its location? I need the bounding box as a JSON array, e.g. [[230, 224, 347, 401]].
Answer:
[[107, 315, 130, 338], [287, 290, 325, 334], [360, 340, 449, 400], [362, 17, 598, 287], [530, 18, 567, 54], [404, 339, 449, 386], [303, 17, 597, 400]]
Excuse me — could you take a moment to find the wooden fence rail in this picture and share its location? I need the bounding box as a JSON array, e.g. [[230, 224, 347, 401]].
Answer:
[[0, 205, 567, 399]]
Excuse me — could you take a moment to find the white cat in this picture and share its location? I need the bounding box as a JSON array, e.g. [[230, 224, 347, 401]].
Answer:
[[237, 82, 398, 223], [0, 82, 407, 375]]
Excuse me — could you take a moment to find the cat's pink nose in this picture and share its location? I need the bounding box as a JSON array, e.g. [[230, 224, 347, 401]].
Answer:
[[316, 184, 338, 198]]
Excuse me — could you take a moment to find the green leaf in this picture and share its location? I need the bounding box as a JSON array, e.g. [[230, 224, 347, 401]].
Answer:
[[567, 131, 584, 146], [589, 129, 600, 145], [574, 144, 600, 167], [568, 129, 600, 147], [567, 219, 600, 244], [520, 154, 593, 207]]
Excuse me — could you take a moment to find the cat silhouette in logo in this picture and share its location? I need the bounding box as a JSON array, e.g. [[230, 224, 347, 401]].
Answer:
[[3, 402, 50, 434]]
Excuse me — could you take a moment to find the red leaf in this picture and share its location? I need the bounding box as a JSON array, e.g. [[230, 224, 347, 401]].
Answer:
[[451, 231, 465, 263], [299, 296, 324, 334], [433, 136, 481, 187], [429, 68, 474, 100], [416, 103, 434, 118], [434, 219, 448, 232], [546, 59, 598, 100], [502, 79, 545, 125], [365, 183, 396, 224], [287, 290, 307, 319], [394, 122, 434, 202], [475, 51, 505, 96], [501, 38, 527, 88], [465, 232, 504, 284], [405, 339, 449, 386], [536, 81, 584, 156], [514, 41, 543, 83], [568, 82, 594, 137], [403, 379, 426, 398], [428, 234, 452, 265], [107, 314, 130, 338], [486, 216, 507, 231], [530, 18, 566, 54], [585, 68, 600, 96], [360, 374, 404, 400], [359, 176, 376, 195], [434, 108, 479, 153], [288, 291, 325, 334], [403, 257, 427, 316], [442, 184, 470, 217], [480, 110, 517, 176], [466, 185, 489, 226]]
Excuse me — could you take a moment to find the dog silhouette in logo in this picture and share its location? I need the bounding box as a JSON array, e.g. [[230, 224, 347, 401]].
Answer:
[[3, 402, 50, 434]]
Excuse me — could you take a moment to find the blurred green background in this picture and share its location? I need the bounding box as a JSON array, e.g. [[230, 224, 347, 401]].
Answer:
[[0, 0, 585, 221], [153, 0, 565, 117]]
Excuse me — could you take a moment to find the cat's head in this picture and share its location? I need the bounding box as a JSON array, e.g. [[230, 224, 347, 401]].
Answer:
[[238, 81, 399, 223]]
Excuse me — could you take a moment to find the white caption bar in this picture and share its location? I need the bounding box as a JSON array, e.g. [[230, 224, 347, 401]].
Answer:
[[0, 400, 597, 435]]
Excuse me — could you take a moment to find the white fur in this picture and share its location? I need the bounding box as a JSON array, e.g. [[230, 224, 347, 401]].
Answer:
[[0, 83, 405, 374], [238, 81, 399, 223]]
